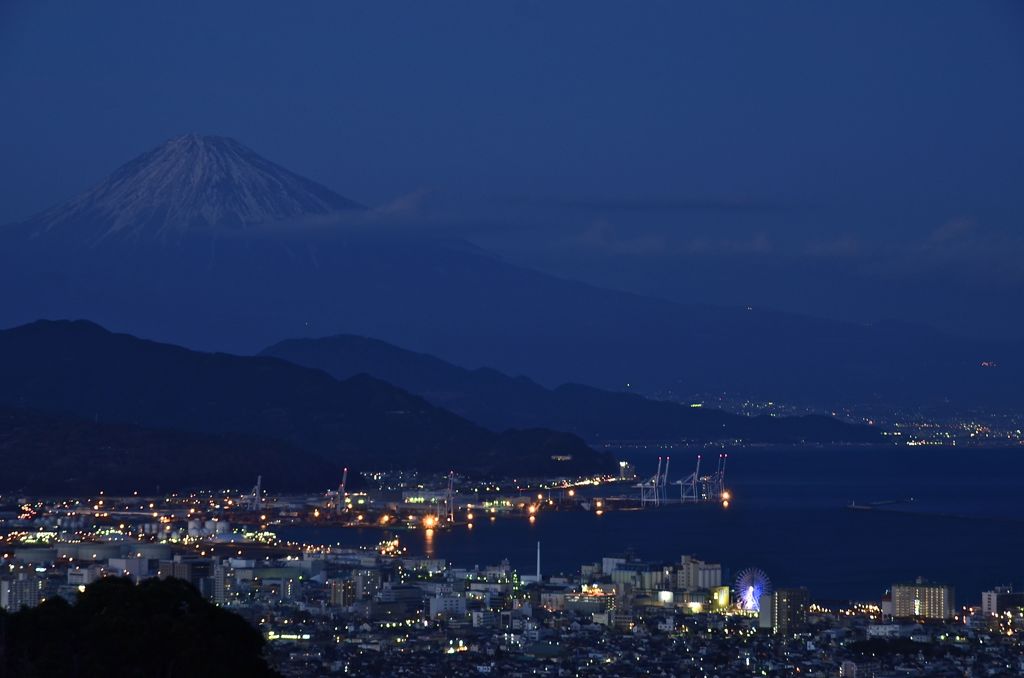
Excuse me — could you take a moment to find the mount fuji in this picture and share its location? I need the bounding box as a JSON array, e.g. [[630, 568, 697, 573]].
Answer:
[[15, 134, 361, 245]]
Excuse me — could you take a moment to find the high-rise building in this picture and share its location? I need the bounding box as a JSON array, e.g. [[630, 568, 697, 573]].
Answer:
[[891, 578, 954, 620], [353, 569, 382, 599], [157, 556, 213, 587], [981, 586, 1024, 617], [771, 588, 809, 636], [677, 555, 722, 591], [0, 573, 42, 611], [211, 561, 233, 605], [758, 594, 773, 630], [710, 586, 730, 611], [329, 578, 357, 607]]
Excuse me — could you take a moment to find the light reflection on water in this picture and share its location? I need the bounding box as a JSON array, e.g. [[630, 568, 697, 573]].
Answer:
[[423, 527, 434, 558]]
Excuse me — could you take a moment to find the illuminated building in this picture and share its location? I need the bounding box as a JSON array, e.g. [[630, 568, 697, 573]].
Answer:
[[212, 561, 232, 605], [981, 586, 1024, 617], [0, 573, 41, 611], [710, 585, 730, 610], [891, 578, 954, 620], [401, 490, 448, 504], [771, 588, 809, 636], [157, 556, 214, 586], [328, 578, 356, 607], [353, 569, 382, 600]]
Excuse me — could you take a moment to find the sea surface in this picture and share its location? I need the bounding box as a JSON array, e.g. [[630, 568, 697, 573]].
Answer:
[[279, 446, 1024, 603]]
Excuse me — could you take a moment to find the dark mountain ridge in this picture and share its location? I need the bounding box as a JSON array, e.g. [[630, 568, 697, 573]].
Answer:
[[0, 320, 611, 478], [261, 333, 880, 444], [0, 406, 337, 495]]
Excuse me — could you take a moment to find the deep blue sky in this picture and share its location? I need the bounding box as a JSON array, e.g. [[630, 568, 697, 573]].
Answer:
[[2, 1, 1023, 337]]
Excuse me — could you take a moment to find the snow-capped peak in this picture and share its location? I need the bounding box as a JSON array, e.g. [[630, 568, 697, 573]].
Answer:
[[23, 134, 362, 244]]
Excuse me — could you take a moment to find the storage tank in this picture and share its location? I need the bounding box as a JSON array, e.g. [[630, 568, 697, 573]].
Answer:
[[55, 543, 79, 559], [76, 543, 122, 561], [12, 547, 57, 564], [131, 543, 171, 560]]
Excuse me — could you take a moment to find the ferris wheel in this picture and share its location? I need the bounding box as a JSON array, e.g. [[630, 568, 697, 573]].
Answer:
[[734, 567, 772, 612]]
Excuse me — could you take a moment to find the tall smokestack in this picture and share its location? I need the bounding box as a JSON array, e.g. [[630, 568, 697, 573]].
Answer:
[[536, 541, 541, 582]]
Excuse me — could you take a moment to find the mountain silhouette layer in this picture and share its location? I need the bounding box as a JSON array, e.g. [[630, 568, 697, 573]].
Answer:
[[0, 406, 338, 495], [0, 320, 612, 479], [262, 333, 880, 444]]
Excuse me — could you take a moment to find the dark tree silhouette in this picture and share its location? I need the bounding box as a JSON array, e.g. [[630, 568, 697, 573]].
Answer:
[[0, 577, 279, 678]]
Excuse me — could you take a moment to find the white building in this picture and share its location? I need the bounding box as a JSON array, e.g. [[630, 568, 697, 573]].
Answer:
[[429, 593, 466, 618], [678, 555, 722, 591], [109, 556, 149, 582], [0, 573, 41, 611], [67, 564, 103, 587]]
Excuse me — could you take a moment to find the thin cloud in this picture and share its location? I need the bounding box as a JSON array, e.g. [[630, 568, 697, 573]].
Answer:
[[500, 194, 794, 214]]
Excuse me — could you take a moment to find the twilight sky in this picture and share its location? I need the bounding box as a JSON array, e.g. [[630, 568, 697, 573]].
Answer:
[[2, 1, 1023, 338]]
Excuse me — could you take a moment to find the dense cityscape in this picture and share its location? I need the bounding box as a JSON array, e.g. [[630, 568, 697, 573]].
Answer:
[[652, 394, 1024, 449], [3, 468, 1023, 677]]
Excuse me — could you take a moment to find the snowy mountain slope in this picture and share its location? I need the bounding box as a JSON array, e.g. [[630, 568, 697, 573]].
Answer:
[[18, 134, 362, 244]]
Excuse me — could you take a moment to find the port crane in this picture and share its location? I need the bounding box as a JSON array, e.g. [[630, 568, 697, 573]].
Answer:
[[638, 456, 673, 507], [638, 453, 730, 506], [249, 475, 262, 511], [335, 467, 348, 515]]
